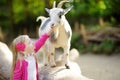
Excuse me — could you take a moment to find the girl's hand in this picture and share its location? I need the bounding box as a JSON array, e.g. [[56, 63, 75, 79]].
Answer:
[[47, 23, 57, 36], [47, 27, 54, 36]]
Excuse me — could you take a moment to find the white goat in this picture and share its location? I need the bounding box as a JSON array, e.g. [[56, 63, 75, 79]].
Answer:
[[37, 0, 73, 69]]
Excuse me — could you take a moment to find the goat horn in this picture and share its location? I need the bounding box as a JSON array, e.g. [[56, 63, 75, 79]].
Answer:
[[57, 0, 69, 8], [53, 1, 56, 8]]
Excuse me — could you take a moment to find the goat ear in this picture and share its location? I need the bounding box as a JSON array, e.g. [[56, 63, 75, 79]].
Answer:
[[63, 6, 73, 15], [45, 8, 50, 13]]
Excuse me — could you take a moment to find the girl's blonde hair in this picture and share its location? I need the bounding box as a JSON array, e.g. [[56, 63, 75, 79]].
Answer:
[[10, 35, 29, 80]]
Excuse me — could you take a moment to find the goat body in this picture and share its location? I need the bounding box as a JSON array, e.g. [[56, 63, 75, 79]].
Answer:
[[37, 0, 72, 69]]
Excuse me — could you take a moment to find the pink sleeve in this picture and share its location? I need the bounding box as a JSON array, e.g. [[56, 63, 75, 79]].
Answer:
[[34, 33, 49, 53], [13, 60, 22, 80]]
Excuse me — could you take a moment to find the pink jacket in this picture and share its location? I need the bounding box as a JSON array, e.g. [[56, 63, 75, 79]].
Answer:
[[13, 33, 49, 80]]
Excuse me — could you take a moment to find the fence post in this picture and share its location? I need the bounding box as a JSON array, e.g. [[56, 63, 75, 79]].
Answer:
[[99, 17, 104, 28], [80, 24, 88, 45], [36, 26, 39, 37], [74, 21, 79, 33], [23, 28, 27, 35]]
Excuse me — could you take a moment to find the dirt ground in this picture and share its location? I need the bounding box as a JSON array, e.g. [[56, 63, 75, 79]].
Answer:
[[77, 53, 120, 80]]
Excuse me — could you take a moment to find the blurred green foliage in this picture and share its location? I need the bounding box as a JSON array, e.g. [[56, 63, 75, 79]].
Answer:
[[0, 0, 120, 31], [0, 0, 120, 53], [71, 34, 115, 55], [71, 26, 120, 55], [90, 40, 115, 54], [12, 0, 45, 24]]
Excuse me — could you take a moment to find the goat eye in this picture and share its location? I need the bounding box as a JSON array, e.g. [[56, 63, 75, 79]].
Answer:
[[59, 15, 61, 18]]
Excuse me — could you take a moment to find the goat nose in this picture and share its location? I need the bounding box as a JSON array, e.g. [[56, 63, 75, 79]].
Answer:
[[51, 23, 54, 27]]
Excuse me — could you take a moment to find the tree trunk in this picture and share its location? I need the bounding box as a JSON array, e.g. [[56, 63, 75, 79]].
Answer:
[[6, 0, 14, 44], [7, 0, 14, 28]]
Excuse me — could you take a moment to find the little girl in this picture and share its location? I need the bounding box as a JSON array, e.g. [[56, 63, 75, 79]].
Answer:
[[10, 27, 53, 80]]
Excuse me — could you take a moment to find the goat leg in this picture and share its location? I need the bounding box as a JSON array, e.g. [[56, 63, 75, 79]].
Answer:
[[63, 47, 70, 69], [50, 52, 56, 67]]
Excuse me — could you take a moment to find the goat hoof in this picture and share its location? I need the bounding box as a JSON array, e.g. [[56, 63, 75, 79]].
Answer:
[[51, 65, 56, 68], [65, 64, 70, 69]]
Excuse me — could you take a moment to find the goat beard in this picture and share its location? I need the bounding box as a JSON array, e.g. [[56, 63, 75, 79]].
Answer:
[[49, 28, 59, 42]]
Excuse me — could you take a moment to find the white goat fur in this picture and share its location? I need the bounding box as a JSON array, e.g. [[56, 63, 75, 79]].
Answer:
[[37, 1, 72, 68]]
